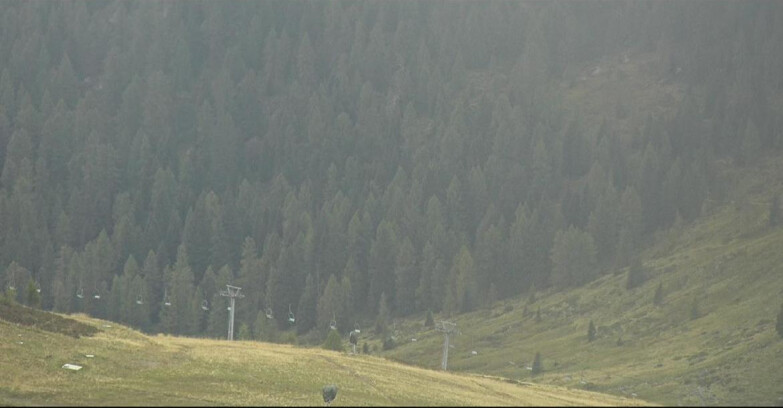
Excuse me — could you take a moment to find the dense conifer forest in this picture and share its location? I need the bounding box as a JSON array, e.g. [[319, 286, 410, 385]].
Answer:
[[1, 1, 781, 343]]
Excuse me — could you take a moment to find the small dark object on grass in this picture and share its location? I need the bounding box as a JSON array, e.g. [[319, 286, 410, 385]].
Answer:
[[322, 384, 338, 405]]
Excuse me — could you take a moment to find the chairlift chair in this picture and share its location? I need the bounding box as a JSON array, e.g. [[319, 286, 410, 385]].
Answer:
[[35, 281, 41, 293], [265, 307, 274, 319], [329, 313, 337, 331], [7, 270, 14, 291], [288, 304, 295, 323], [201, 300, 209, 311], [136, 294, 144, 305], [163, 288, 171, 306], [76, 287, 84, 299], [94, 287, 101, 300], [353, 322, 361, 334]]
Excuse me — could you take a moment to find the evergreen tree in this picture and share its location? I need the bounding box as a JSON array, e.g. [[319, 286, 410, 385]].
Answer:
[[323, 329, 344, 352], [551, 226, 597, 288], [769, 194, 780, 228], [254, 310, 278, 343], [424, 309, 434, 327], [26, 280, 41, 308], [451, 245, 477, 313], [394, 238, 418, 316], [626, 258, 646, 290], [238, 323, 252, 341], [368, 220, 397, 314], [159, 245, 196, 335], [531, 352, 542, 375], [653, 282, 664, 306], [375, 292, 390, 335], [690, 297, 701, 320], [297, 273, 318, 334], [587, 320, 596, 342], [776, 303, 783, 338]]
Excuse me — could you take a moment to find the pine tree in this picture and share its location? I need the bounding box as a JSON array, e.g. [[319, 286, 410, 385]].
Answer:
[[323, 329, 344, 352], [626, 258, 646, 290], [690, 297, 701, 320], [769, 194, 780, 228], [551, 226, 597, 288], [375, 292, 390, 335], [424, 310, 434, 327], [587, 320, 596, 342], [254, 310, 278, 343], [26, 280, 40, 308], [653, 282, 664, 306], [777, 303, 783, 338], [394, 238, 418, 317], [531, 352, 542, 375], [297, 273, 318, 334], [238, 323, 252, 341]]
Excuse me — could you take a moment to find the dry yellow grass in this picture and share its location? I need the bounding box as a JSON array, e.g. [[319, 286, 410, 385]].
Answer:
[[0, 312, 654, 406]]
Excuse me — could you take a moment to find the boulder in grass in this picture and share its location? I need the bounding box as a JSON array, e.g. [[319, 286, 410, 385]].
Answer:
[[322, 384, 338, 405]]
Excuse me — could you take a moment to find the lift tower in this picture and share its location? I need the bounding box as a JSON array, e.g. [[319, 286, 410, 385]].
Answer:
[[436, 321, 458, 371], [219, 285, 244, 340]]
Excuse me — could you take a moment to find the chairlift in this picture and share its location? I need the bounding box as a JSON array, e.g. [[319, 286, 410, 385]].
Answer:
[[93, 292, 101, 300], [353, 322, 361, 334], [288, 304, 295, 324], [7, 270, 14, 291], [329, 313, 337, 331], [201, 300, 209, 311], [76, 287, 84, 299], [163, 288, 171, 306], [135, 294, 144, 305], [35, 281, 41, 294], [265, 307, 274, 319]]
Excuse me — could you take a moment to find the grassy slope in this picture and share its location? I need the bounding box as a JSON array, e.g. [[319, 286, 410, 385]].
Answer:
[[0, 308, 651, 406], [382, 154, 783, 407], [380, 52, 783, 407]]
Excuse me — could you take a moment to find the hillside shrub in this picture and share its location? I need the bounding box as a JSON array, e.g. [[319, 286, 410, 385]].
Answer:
[[280, 331, 297, 345], [238, 323, 252, 340], [323, 329, 344, 351], [382, 336, 397, 350], [587, 320, 596, 342]]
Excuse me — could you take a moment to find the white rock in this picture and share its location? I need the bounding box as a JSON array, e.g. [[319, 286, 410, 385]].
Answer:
[[62, 364, 82, 371]]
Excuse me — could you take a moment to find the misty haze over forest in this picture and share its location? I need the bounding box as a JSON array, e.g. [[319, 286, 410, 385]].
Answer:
[[0, 4, 782, 404]]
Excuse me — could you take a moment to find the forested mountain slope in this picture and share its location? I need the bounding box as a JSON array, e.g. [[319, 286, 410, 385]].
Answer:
[[0, 1, 781, 354]]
